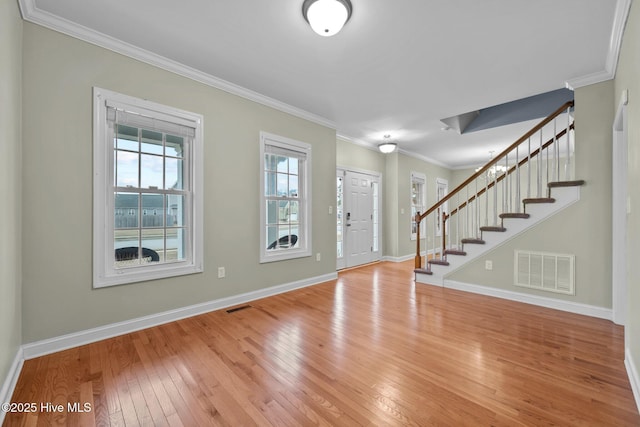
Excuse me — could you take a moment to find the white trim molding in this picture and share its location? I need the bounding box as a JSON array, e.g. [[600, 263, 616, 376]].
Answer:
[[17, 0, 336, 131], [0, 348, 24, 425], [626, 348, 640, 414], [566, 0, 632, 89], [444, 279, 613, 320], [22, 272, 337, 360]]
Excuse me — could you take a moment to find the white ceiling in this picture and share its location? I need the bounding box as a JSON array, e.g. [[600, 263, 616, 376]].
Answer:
[[23, 0, 627, 168]]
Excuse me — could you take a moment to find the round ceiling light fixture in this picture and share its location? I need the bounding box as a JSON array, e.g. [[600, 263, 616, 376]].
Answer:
[[302, 0, 353, 37], [378, 135, 397, 154]]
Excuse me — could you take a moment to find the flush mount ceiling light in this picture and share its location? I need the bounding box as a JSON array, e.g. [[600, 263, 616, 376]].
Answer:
[[302, 0, 352, 37], [378, 135, 397, 154]]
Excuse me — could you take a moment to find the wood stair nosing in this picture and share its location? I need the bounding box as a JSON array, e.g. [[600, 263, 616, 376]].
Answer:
[[461, 238, 485, 245], [414, 268, 432, 275], [522, 197, 555, 205], [499, 212, 530, 219], [547, 180, 585, 188], [444, 249, 466, 256], [428, 259, 450, 266], [480, 226, 507, 233]]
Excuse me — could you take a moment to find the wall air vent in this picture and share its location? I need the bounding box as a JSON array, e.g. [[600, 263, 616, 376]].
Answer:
[[514, 250, 575, 295]]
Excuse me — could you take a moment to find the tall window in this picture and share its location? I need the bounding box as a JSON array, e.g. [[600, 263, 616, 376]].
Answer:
[[260, 132, 311, 263], [93, 87, 203, 288], [411, 172, 426, 240]]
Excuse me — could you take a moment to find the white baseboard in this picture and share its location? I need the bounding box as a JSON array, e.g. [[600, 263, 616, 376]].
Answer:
[[626, 348, 640, 414], [0, 347, 24, 425], [22, 272, 337, 360], [444, 280, 613, 321]]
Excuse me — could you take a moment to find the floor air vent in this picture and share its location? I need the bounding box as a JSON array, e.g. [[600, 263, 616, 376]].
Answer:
[[514, 250, 575, 295]]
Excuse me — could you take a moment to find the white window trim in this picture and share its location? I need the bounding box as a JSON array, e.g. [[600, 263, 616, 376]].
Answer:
[[93, 87, 204, 288], [260, 132, 312, 263], [411, 171, 426, 241]]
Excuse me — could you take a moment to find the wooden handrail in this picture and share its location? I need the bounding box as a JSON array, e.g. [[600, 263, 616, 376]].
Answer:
[[416, 100, 574, 223], [445, 123, 574, 218]]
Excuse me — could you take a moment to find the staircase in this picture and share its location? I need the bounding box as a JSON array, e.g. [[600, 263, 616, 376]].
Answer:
[[414, 101, 583, 286]]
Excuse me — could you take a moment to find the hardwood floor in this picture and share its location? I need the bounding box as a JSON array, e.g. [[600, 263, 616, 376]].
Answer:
[[5, 261, 639, 426]]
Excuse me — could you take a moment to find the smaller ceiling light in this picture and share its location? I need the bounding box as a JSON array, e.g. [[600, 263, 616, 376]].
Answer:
[[302, 0, 352, 37], [378, 135, 397, 154]]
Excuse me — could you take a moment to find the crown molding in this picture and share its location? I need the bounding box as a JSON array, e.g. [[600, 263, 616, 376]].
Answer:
[[17, 0, 337, 130], [566, 0, 632, 89]]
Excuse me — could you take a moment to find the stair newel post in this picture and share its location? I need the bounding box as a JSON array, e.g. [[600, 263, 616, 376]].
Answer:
[[515, 145, 521, 213], [442, 211, 447, 261], [433, 208, 437, 262], [553, 117, 559, 183], [414, 211, 422, 269]]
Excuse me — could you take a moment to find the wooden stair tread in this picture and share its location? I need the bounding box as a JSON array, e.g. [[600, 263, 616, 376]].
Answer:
[[480, 226, 506, 232], [444, 249, 466, 256], [414, 268, 432, 275], [548, 180, 585, 188], [428, 259, 450, 266], [523, 197, 555, 204], [499, 212, 530, 219], [461, 238, 485, 245]]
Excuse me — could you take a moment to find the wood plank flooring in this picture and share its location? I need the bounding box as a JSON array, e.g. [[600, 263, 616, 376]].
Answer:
[[5, 261, 639, 426]]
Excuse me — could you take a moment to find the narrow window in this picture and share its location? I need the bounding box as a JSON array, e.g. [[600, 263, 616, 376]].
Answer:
[[411, 172, 426, 240], [260, 132, 312, 263]]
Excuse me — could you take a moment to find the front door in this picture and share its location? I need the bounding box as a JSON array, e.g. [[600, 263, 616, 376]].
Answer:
[[345, 171, 375, 268]]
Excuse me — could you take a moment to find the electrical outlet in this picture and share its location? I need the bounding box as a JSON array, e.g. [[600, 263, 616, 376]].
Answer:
[[485, 260, 493, 271], [316, 253, 321, 261], [217, 267, 225, 278], [329, 205, 333, 214]]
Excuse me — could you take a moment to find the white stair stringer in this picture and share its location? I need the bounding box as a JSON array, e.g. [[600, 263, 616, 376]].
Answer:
[[415, 185, 581, 286]]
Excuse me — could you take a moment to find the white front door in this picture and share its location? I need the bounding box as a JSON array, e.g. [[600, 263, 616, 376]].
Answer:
[[345, 171, 375, 268]]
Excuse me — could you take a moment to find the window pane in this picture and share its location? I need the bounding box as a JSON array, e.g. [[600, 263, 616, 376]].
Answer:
[[265, 154, 277, 171], [141, 129, 163, 155], [141, 194, 164, 228], [166, 134, 184, 158], [114, 229, 140, 267], [141, 228, 165, 262], [278, 200, 290, 222], [288, 200, 299, 223], [266, 226, 277, 249], [289, 225, 299, 245], [115, 193, 139, 228], [289, 158, 299, 175], [267, 201, 278, 224], [276, 156, 288, 173], [166, 195, 184, 227], [265, 172, 276, 196], [165, 157, 183, 190], [278, 224, 291, 240], [166, 227, 186, 261], [276, 173, 288, 196], [289, 175, 299, 197], [115, 150, 139, 187], [116, 125, 139, 151], [141, 154, 164, 189]]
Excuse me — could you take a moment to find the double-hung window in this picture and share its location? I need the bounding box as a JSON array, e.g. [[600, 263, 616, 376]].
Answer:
[[411, 172, 426, 240], [93, 87, 203, 288], [260, 132, 311, 263]]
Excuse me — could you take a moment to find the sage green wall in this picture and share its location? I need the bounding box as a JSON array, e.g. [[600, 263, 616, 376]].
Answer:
[[21, 23, 337, 343], [336, 137, 385, 173], [614, 0, 640, 395], [0, 0, 22, 390], [397, 154, 453, 258], [447, 81, 614, 309]]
